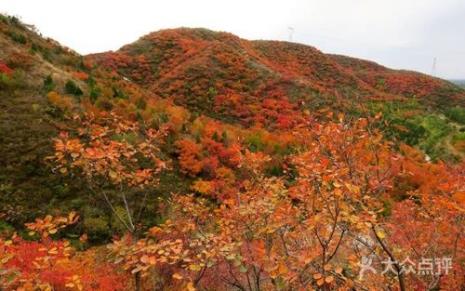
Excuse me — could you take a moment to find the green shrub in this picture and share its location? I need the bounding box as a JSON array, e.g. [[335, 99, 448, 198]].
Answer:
[[8, 16, 21, 26], [445, 107, 465, 124], [0, 73, 12, 89], [246, 134, 265, 152], [112, 86, 127, 99], [89, 87, 101, 103], [65, 80, 83, 97], [96, 98, 113, 111], [0, 220, 15, 237], [452, 132, 465, 143], [83, 216, 110, 241], [417, 115, 452, 159], [0, 14, 8, 23], [43, 74, 55, 92], [110, 206, 130, 233], [85, 76, 101, 102], [136, 98, 147, 110], [7, 30, 27, 44], [0, 70, 25, 90]]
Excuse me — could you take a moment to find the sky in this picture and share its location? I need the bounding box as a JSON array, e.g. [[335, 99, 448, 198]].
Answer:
[[1, 0, 464, 79]]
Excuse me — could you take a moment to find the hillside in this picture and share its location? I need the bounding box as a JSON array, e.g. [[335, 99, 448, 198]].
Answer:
[[89, 28, 465, 160], [451, 79, 465, 88], [1, 17, 465, 291], [90, 28, 465, 116]]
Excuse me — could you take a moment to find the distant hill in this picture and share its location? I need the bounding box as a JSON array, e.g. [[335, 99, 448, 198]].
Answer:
[[89, 28, 465, 127], [451, 79, 465, 88], [89, 28, 465, 161]]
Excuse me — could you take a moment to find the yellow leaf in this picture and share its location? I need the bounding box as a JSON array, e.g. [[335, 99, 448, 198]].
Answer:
[[313, 273, 322, 280], [189, 264, 202, 271], [349, 215, 359, 223], [345, 183, 361, 195], [109, 170, 118, 179], [317, 278, 325, 286], [172, 273, 183, 280], [186, 282, 196, 291], [278, 263, 288, 275], [68, 211, 79, 224], [376, 230, 386, 239]]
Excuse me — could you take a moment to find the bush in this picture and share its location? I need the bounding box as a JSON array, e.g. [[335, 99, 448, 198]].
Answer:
[[47, 91, 74, 112], [136, 98, 147, 110], [8, 15, 21, 26], [452, 133, 465, 153], [96, 98, 114, 111], [83, 216, 110, 241], [246, 134, 265, 152], [64, 80, 83, 97], [445, 107, 465, 124], [0, 70, 25, 90], [112, 86, 127, 99], [43, 74, 55, 92], [0, 14, 7, 23], [85, 76, 101, 102], [452, 132, 465, 143], [7, 51, 34, 69], [89, 87, 101, 103], [0, 73, 12, 89], [388, 118, 426, 146], [417, 115, 452, 160], [7, 30, 27, 44]]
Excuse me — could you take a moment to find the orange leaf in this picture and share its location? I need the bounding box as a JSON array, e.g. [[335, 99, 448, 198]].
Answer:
[[325, 275, 334, 284]]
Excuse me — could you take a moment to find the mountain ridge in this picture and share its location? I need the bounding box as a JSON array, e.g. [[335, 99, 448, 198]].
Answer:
[[88, 27, 465, 129]]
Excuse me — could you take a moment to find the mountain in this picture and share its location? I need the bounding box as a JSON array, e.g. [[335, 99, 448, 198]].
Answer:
[[1, 16, 465, 290], [89, 28, 465, 161], [451, 79, 465, 88], [89, 28, 465, 126], [2, 13, 465, 233], [2, 16, 465, 226]]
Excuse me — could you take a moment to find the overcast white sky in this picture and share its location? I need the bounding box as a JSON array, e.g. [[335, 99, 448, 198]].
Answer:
[[1, 0, 464, 79]]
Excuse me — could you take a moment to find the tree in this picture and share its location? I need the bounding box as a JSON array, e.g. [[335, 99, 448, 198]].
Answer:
[[0, 212, 128, 290], [51, 111, 169, 235], [107, 118, 404, 290]]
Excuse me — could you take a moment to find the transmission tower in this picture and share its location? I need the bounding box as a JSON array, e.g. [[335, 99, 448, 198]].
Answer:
[[431, 57, 437, 77], [288, 27, 294, 42]]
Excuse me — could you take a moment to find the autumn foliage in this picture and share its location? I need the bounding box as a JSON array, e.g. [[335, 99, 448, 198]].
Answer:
[[0, 213, 128, 290], [107, 118, 465, 290], [1, 17, 465, 291]]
